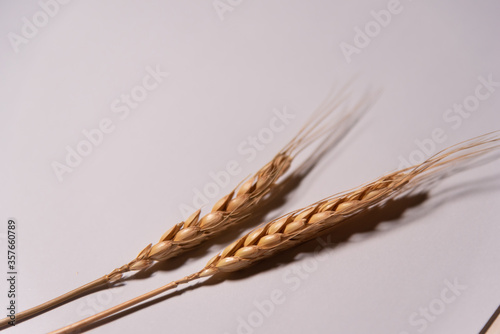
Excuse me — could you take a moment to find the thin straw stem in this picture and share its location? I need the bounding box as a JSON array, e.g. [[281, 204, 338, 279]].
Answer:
[[0, 276, 109, 328], [49, 272, 203, 334]]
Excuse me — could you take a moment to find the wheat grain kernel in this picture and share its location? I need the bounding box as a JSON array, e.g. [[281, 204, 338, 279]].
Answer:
[[294, 207, 315, 221], [336, 200, 358, 212], [308, 212, 333, 225], [173, 227, 198, 242], [267, 216, 288, 235], [198, 212, 224, 229], [363, 189, 382, 200], [215, 257, 249, 271], [237, 178, 255, 196], [149, 241, 173, 260], [319, 201, 337, 211], [256, 175, 270, 190], [244, 227, 266, 246], [257, 233, 282, 248], [259, 161, 274, 175], [234, 246, 259, 259], [221, 239, 244, 258], [159, 223, 182, 242], [212, 192, 233, 212], [226, 194, 249, 211], [284, 219, 306, 234]]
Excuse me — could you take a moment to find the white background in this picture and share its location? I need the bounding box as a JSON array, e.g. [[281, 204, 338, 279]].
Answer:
[[1, 0, 500, 333]]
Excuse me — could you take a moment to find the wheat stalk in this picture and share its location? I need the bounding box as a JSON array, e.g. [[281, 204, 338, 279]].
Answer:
[[0, 88, 370, 328], [50, 131, 500, 334]]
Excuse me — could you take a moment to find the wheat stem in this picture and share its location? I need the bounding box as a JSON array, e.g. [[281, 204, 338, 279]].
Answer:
[[49, 272, 202, 334], [0, 276, 109, 328]]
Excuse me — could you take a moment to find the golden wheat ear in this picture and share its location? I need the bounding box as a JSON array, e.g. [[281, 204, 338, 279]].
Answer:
[[0, 87, 369, 328], [50, 131, 500, 334]]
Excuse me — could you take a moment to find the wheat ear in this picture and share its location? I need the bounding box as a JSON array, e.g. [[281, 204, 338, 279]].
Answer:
[[50, 131, 500, 334], [104, 86, 370, 282], [0, 88, 367, 328], [106, 86, 373, 280]]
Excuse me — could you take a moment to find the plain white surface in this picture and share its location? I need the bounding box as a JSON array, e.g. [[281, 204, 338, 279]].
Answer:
[[1, 1, 500, 333]]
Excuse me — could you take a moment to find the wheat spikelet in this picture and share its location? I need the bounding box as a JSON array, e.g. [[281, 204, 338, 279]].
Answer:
[[50, 131, 500, 334]]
